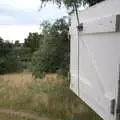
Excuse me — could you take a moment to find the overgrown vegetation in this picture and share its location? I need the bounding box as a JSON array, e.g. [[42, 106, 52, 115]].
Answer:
[[0, 18, 69, 78], [31, 19, 69, 78], [0, 38, 22, 74], [0, 73, 102, 120]]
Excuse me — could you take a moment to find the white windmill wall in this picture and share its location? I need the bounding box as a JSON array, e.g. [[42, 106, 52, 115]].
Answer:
[[70, 0, 120, 120]]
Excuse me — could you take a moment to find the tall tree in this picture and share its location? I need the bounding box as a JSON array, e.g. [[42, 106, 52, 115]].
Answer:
[[31, 18, 70, 78]]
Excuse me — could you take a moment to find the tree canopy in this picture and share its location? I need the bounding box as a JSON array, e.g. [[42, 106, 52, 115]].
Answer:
[[24, 32, 43, 52], [31, 18, 70, 78], [0, 40, 22, 74], [41, 0, 104, 13]]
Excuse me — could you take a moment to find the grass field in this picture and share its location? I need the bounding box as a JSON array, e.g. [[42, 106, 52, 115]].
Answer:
[[0, 72, 102, 120]]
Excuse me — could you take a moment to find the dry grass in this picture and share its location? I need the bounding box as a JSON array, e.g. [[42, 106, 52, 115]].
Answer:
[[0, 72, 33, 88], [0, 72, 102, 120]]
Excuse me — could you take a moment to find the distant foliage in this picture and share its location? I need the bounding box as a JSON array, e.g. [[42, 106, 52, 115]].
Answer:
[[24, 32, 44, 52], [0, 19, 70, 77], [31, 18, 70, 78], [0, 32, 44, 74], [0, 38, 22, 74]]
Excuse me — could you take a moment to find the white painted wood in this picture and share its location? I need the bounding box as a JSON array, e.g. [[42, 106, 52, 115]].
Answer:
[[78, 0, 120, 22], [70, 0, 120, 120], [78, 33, 120, 120], [70, 20, 79, 96], [81, 15, 120, 34]]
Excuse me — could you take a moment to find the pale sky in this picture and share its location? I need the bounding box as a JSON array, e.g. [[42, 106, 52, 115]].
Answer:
[[0, 0, 67, 43]]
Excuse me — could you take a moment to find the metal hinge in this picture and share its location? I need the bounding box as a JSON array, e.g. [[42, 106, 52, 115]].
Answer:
[[111, 99, 116, 115], [111, 65, 120, 120]]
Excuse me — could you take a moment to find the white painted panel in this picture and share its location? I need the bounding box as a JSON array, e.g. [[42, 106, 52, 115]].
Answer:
[[81, 15, 120, 34], [70, 23, 79, 96], [78, 35, 110, 120], [70, 0, 120, 120], [78, 33, 120, 120], [78, 0, 120, 22]]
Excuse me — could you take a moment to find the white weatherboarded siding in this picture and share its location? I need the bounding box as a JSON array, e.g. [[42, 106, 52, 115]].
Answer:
[[70, 0, 120, 120]]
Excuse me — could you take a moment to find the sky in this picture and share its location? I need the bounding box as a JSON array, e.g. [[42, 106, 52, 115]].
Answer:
[[0, 0, 67, 43]]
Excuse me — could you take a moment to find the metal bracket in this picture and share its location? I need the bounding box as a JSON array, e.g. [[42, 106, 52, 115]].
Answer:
[[77, 23, 83, 32], [111, 99, 116, 115]]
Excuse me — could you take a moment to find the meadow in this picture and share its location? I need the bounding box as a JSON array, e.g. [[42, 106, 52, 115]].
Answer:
[[0, 72, 102, 120]]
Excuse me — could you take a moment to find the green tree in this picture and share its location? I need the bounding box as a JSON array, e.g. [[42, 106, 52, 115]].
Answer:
[[31, 18, 69, 78], [14, 40, 21, 47], [24, 32, 43, 52], [0, 38, 22, 74], [0, 37, 3, 46]]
